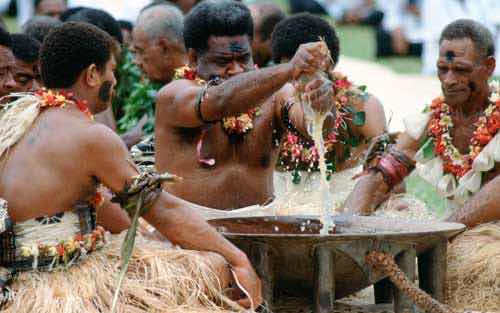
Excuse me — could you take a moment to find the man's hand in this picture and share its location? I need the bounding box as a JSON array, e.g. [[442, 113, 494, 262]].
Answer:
[[303, 74, 334, 115], [230, 256, 263, 309], [289, 42, 330, 80]]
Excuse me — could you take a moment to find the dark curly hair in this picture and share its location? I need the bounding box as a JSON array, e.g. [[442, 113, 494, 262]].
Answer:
[[66, 8, 123, 44], [271, 13, 339, 65], [184, 0, 253, 53], [40, 22, 114, 88], [11, 34, 40, 63], [440, 19, 495, 59], [0, 27, 11, 48]]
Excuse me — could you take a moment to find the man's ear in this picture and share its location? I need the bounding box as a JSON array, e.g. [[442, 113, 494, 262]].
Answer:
[[84, 63, 101, 88], [158, 37, 170, 53], [188, 48, 198, 68], [485, 56, 496, 77]]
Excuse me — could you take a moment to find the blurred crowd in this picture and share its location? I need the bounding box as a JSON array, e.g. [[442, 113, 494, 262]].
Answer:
[[0, 1, 499, 75], [288, 0, 500, 75]]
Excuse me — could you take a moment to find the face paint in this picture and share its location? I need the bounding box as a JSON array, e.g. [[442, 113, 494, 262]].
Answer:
[[445, 51, 455, 63], [98, 81, 113, 103], [229, 42, 244, 53], [469, 81, 476, 92]]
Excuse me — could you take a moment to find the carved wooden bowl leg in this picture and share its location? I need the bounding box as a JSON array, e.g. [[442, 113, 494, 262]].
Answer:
[[314, 244, 336, 313]]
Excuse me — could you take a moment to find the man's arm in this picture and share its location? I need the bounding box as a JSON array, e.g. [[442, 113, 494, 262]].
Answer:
[[446, 175, 500, 228], [157, 42, 329, 128], [85, 124, 261, 308], [343, 132, 421, 214]]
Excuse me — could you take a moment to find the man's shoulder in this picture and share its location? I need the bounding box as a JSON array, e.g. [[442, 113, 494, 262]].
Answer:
[[159, 79, 200, 98], [79, 122, 127, 154]]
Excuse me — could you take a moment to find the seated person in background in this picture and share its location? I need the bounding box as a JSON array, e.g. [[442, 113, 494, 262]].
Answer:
[[376, 0, 424, 58], [315, 0, 384, 26], [22, 15, 63, 43], [35, 0, 67, 19], [11, 34, 41, 92], [248, 1, 286, 68], [344, 19, 500, 311], [271, 13, 387, 208]]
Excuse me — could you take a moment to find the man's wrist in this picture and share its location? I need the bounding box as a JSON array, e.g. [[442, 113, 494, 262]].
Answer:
[[226, 249, 251, 268]]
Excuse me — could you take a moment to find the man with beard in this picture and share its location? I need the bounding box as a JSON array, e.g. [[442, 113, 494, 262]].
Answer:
[[248, 1, 286, 68], [344, 19, 500, 311], [0, 22, 261, 312], [155, 0, 334, 212], [0, 28, 17, 98], [11, 34, 41, 92]]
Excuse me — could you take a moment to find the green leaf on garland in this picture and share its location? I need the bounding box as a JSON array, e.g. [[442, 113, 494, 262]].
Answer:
[[292, 170, 302, 184], [358, 85, 367, 92], [421, 138, 435, 159], [353, 111, 366, 126]]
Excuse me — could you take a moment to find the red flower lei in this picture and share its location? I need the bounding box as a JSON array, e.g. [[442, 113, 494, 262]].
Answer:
[[35, 88, 93, 120], [427, 85, 500, 178], [173, 66, 260, 135]]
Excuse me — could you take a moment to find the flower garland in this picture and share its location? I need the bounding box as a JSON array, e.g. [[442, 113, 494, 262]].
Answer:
[[278, 72, 368, 183], [19, 226, 107, 265], [427, 81, 500, 179], [173, 66, 260, 135], [35, 88, 93, 120]]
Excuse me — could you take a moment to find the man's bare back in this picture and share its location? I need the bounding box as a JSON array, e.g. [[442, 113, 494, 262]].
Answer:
[[0, 107, 111, 222]]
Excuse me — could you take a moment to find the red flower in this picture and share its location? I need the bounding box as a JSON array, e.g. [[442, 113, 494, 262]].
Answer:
[[287, 133, 299, 145], [335, 79, 351, 90], [184, 69, 197, 80]]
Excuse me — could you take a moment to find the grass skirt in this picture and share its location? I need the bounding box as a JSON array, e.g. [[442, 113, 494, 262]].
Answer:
[[1, 233, 240, 313], [446, 222, 500, 311]]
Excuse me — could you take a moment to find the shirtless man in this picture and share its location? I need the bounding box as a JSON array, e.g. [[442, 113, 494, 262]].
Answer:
[[344, 19, 500, 224], [155, 0, 334, 209], [344, 20, 500, 311], [0, 22, 261, 309]]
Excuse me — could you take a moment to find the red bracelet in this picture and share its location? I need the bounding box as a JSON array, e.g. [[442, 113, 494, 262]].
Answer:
[[372, 150, 414, 189]]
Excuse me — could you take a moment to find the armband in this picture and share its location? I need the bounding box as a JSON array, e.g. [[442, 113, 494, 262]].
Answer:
[[369, 146, 415, 190], [111, 168, 180, 218]]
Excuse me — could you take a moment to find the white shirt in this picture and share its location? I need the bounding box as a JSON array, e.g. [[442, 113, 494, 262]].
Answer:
[[68, 0, 152, 22], [420, 0, 499, 75], [378, 0, 424, 44]]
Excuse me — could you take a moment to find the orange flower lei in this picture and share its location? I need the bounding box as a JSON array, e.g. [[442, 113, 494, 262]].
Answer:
[[427, 81, 500, 178], [173, 66, 260, 135], [35, 88, 93, 120]]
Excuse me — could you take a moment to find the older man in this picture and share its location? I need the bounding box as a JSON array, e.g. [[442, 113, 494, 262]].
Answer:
[[344, 19, 500, 311], [132, 3, 187, 84], [155, 0, 333, 211], [248, 1, 286, 68]]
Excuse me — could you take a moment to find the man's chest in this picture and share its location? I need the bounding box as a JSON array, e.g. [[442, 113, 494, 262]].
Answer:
[[194, 109, 280, 168]]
